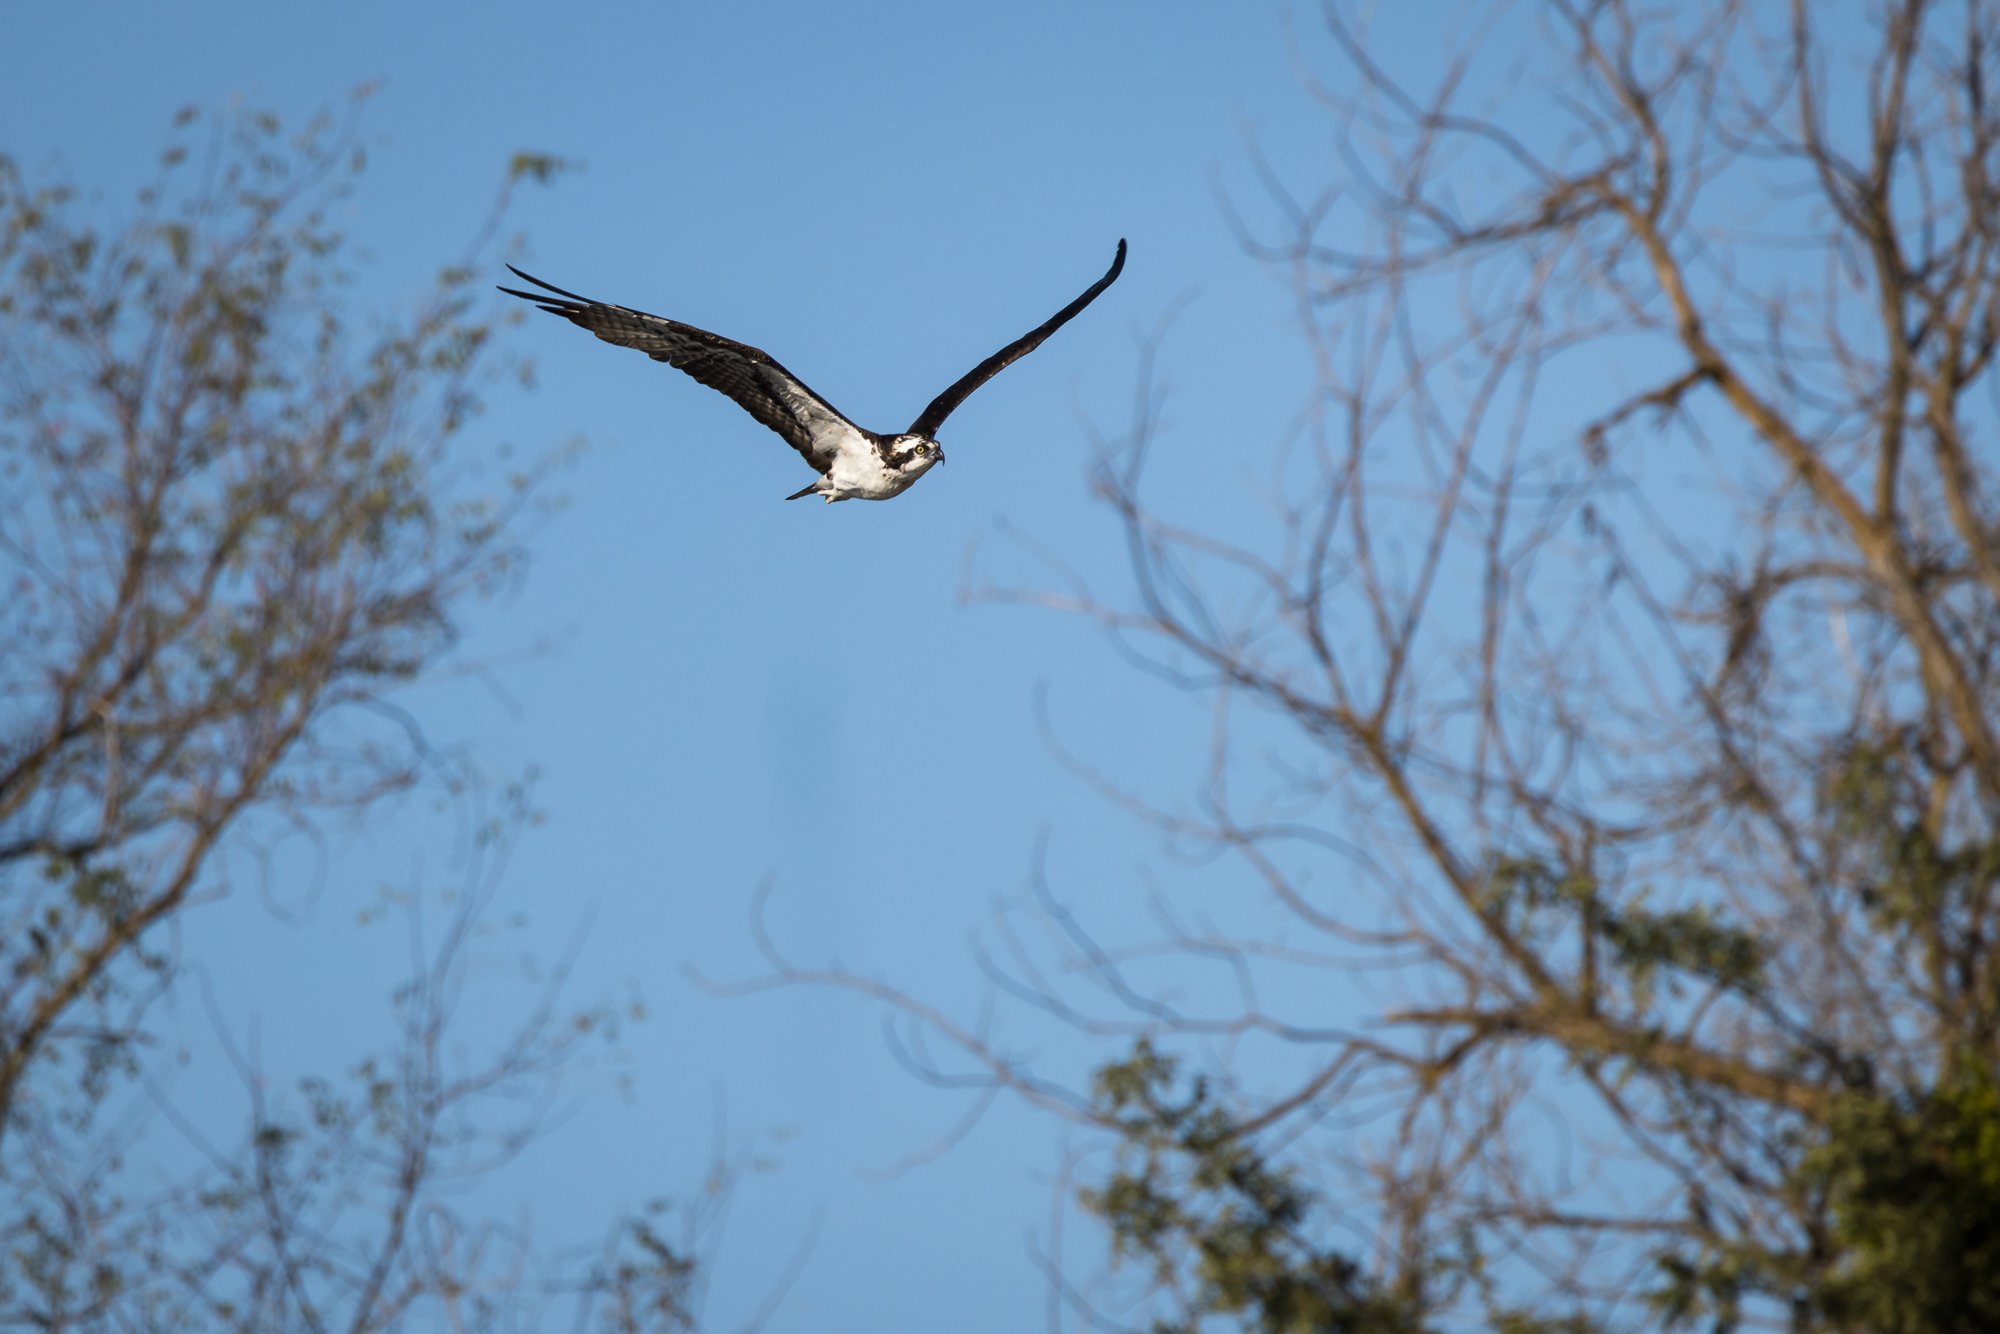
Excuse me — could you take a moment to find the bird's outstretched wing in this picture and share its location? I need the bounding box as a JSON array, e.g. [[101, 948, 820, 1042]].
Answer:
[[906, 239, 1126, 439], [499, 265, 866, 473]]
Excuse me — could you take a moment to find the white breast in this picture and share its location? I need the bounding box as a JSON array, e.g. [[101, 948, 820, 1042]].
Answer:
[[820, 429, 930, 501]]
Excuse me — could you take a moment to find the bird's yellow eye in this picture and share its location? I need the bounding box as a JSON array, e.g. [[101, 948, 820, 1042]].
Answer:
[[916, 443, 931, 456]]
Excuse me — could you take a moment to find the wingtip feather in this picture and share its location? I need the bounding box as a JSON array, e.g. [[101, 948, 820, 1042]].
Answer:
[[496, 264, 602, 307], [495, 285, 578, 316]]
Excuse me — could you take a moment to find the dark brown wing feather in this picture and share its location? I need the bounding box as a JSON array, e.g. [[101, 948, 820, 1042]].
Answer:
[[499, 265, 866, 473], [905, 239, 1126, 439]]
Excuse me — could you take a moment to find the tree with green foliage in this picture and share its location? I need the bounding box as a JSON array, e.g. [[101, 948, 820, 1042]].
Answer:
[[0, 99, 707, 1331], [761, 2, 2000, 1328]]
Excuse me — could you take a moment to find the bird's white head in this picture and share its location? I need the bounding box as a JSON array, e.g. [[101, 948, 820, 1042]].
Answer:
[[888, 433, 946, 477]]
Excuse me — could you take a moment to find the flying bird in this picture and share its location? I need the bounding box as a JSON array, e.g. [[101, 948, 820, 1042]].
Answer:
[[499, 240, 1126, 503]]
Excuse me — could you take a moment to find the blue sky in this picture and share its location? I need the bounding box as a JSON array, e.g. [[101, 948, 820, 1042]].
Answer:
[[6, 3, 1465, 1329]]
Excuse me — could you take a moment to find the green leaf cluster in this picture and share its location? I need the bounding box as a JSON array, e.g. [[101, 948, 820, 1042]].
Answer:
[[1084, 1040, 1427, 1334]]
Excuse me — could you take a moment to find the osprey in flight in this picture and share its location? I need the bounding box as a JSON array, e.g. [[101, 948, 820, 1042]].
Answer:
[[500, 240, 1126, 503]]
